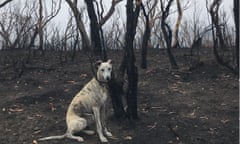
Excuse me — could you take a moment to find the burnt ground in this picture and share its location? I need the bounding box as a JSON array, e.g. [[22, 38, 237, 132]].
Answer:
[[0, 48, 238, 144]]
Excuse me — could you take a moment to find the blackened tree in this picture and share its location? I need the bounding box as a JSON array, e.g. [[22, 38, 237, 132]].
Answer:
[[208, 0, 238, 74], [233, 0, 239, 72], [84, 0, 104, 60], [160, 0, 178, 69]]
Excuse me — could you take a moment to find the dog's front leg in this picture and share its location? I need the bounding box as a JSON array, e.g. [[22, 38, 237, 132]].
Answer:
[[101, 104, 112, 137], [93, 107, 108, 143]]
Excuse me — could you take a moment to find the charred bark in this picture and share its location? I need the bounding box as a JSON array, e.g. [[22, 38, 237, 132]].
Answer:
[[108, 73, 125, 118], [140, 3, 150, 69], [71, 31, 79, 62], [209, 0, 237, 74], [85, 0, 104, 59], [160, 0, 178, 69], [38, 0, 44, 55], [124, 0, 140, 119], [172, 0, 182, 49], [109, 0, 141, 120], [26, 27, 38, 62], [234, 0, 239, 72]]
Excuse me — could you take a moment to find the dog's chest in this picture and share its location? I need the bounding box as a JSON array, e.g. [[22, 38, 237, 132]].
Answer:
[[78, 79, 109, 107], [98, 86, 108, 104]]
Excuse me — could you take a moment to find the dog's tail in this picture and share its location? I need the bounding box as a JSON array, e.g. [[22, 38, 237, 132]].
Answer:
[[38, 133, 66, 141]]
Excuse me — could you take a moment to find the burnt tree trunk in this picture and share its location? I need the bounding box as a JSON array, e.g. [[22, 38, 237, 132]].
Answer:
[[71, 31, 79, 62], [124, 0, 141, 119], [38, 0, 44, 55], [109, 0, 140, 120], [160, 0, 178, 69], [234, 0, 239, 72], [26, 27, 38, 63], [85, 0, 104, 60], [108, 73, 125, 118], [65, 0, 91, 52], [108, 51, 128, 118], [209, 0, 237, 74], [172, 0, 182, 49], [140, 3, 150, 69]]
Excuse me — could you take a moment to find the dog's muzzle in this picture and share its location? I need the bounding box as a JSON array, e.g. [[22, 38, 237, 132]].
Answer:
[[106, 76, 111, 81]]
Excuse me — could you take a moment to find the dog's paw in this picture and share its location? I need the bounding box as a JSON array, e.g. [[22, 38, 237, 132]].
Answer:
[[104, 128, 113, 137], [100, 136, 108, 143], [77, 137, 84, 142], [105, 131, 113, 137]]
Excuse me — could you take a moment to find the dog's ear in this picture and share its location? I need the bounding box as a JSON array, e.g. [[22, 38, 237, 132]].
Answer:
[[95, 60, 103, 68], [107, 59, 112, 64]]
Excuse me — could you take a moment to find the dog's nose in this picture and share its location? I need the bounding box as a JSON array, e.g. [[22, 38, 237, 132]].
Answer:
[[106, 76, 110, 81]]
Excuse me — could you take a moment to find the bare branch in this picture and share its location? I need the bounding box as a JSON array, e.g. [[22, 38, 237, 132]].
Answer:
[[43, 0, 62, 27], [0, 0, 13, 8], [99, 0, 123, 26]]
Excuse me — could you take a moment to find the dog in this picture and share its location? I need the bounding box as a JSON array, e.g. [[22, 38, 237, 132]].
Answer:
[[38, 59, 113, 143]]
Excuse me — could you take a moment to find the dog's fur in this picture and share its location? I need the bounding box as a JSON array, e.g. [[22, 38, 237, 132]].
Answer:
[[38, 59, 113, 143]]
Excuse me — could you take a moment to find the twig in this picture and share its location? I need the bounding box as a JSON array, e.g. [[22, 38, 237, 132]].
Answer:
[[168, 124, 180, 140]]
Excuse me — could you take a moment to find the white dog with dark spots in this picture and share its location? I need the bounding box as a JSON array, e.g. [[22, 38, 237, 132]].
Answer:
[[39, 59, 113, 143]]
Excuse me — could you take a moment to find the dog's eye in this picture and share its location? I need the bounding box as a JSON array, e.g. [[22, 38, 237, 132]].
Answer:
[[101, 69, 104, 72], [108, 68, 111, 71]]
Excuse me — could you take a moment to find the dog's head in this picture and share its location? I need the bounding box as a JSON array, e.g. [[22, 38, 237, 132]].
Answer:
[[96, 59, 112, 82]]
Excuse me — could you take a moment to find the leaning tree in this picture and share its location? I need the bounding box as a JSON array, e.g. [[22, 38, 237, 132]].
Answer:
[[208, 0, 238, 74]]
